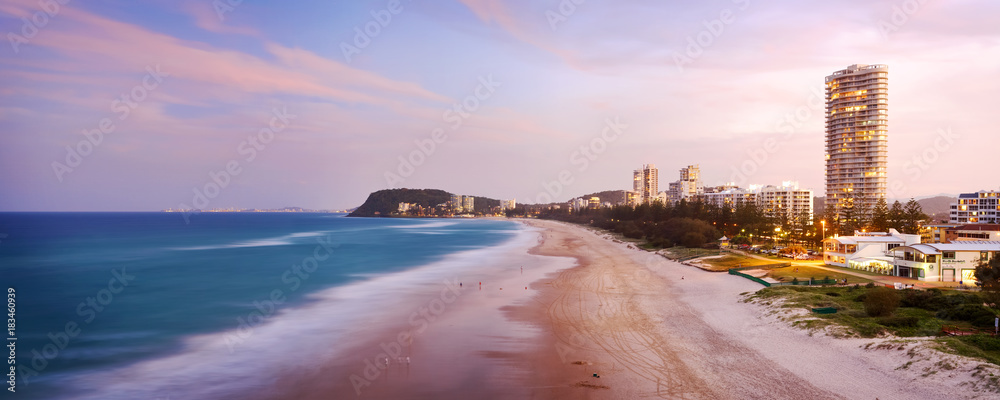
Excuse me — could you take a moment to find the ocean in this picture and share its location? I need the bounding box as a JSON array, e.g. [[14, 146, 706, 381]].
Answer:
[[0, 213, 527, 399]]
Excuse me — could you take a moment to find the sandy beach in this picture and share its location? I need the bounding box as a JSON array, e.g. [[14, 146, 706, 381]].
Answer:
[[257, 219, 998, 399]]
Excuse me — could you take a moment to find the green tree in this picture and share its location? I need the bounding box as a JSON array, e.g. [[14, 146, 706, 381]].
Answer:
[[902, 198, 927, 235], [840, 202, 857, 236], [974, 254, 1000, 309], [888, 200, 906, 232], [853, 195, 873, 232], [871, 197, 890, 232]]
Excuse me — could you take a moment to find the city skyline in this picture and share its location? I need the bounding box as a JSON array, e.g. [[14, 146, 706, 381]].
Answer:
[[2, 1, 999, 211]]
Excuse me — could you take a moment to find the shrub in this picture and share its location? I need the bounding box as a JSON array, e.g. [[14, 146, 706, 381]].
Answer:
[[826, 292, 841, 297], [791, 277, 799, 285], [900, 289, 945, 311], [864, 287, 900, 317], [680, 232, 706, 248], [877, 316, 919, 328], [864, 282, 876, 289], [936, 304, 998, 326], [619, 221, 644, 239], [959, 334, 1000, 351], [648, 237, 673, 248]]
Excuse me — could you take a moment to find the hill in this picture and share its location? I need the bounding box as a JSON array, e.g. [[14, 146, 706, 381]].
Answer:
[[915, 195, 954, 223], [347, 189, 502, 217], [348, 189, 452, 217], [813, 195, 955, 222], [576, 190, 627, 204]]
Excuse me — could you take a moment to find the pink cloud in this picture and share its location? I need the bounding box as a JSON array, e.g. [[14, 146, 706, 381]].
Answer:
[[0, 0, 450, 110], [180, 0, 259, 37]]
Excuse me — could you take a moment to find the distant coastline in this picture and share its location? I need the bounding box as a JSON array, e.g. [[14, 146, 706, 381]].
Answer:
[[161, 207, 350, 213]]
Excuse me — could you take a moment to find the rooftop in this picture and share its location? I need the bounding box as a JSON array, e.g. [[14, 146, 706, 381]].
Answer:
[[895, 241, 1000, 255], [953, 224, 1000, 232]]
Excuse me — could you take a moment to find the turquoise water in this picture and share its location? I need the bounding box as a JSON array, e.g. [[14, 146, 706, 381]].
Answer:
[[0, 213, 519, 399]]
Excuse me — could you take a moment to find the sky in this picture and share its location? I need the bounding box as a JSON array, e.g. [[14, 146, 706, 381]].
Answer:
[[1, 0, 998, 211]]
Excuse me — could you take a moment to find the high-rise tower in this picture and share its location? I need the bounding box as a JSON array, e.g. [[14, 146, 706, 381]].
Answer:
[[633, 164, 658, 203], [825, 64, 888, 223]]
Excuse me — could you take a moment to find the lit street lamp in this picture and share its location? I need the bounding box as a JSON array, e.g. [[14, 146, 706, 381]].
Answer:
[[820, 220, 826, 248]]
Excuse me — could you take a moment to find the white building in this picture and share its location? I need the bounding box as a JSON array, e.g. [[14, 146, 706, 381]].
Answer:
[[500, 199, 516, 211], [398, 202, 412, 213], [699, 182, 813, 227], [450, 194, 463, 212], [570, 198, 589, 212], [633, 164, 659, 204], [823, 229, 921, 275], [667, 165, 702, 203], [754, 182, 814, 225], [462, 196, 475, 213], [950, 190, 1000, 224], [891, 241, 1000, 282]]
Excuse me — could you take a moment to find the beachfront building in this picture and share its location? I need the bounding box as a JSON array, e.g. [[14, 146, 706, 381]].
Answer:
[[588, 197, 601, 209], [920, 224, 962, 244], [701, 187, 755, 211], [500, 199, 516, 211], [823, 229, 920, 275], [462, 196, 475, 213], [398, 202, 412, 213], [825, 64, 889, 226], [633, 164, 659, 204], [570, 197, 589, 212], [667, 165, 702, 203], [755, 182, 814, 226], [950, 190, 1000, 224], [624, 191, 640, 207], [451, 194, 463, 212], [950, 224, 1000, 242], [698, 182, 813, 227], [890, 241, 1000, 282]]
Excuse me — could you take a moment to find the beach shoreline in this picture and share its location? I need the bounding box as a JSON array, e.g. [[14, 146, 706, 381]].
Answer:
[[515, 219, 998, 399], [256, 217, 997, 399]]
